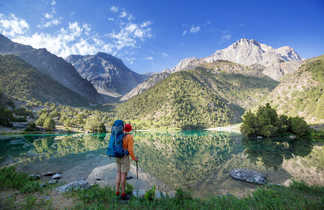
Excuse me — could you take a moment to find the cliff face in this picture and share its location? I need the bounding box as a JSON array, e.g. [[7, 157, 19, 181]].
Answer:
[[66, 52, 148, 97]]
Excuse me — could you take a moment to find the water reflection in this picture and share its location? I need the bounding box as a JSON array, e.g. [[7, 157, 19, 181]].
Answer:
[[0, 134, 107, 165], [134, 132, 244, 189], [0, 132, 323, 197], [243, 139, 313, 170]]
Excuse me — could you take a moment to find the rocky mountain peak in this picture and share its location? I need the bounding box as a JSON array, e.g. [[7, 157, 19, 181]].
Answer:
[[66, 52, 148, 97], [171, 57, 199, 72]]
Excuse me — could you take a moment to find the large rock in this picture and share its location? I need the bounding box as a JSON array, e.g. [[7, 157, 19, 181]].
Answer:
[[230, 168, 267, 185]]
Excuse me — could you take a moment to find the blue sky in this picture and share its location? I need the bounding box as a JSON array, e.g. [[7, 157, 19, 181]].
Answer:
[[0, 0, 323, 73]]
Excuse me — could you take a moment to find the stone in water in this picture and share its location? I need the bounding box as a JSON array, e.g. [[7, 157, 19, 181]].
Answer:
[[230, 168, 267, 185]]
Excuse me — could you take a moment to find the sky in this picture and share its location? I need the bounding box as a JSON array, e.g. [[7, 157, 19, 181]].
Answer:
[[0, 0, 323, 74]]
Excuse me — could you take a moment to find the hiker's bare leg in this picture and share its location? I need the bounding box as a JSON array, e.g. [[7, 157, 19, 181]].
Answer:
[[115, 171, 121, 193], [121, 172, 127, 193]]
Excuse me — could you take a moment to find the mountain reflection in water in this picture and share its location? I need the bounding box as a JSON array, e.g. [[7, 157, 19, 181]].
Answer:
[[0, 131, 323, 197]]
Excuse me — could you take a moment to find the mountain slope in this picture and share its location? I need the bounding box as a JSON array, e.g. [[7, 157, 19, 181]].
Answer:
[[117, 61, 278, 129], [0, 34, 101, 103], [120, 71, 170, 101], [264, 54, 324, 123], [122, 39, 300, 102], [0, 55, 89, 105], [66, 52, 147, 97]]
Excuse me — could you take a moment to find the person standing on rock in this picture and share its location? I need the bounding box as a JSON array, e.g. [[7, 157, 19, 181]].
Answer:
[[115, 123, 138, 200]]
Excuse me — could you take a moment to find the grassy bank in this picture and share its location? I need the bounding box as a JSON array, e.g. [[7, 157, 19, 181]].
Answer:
[[0, 167, 323, 209]]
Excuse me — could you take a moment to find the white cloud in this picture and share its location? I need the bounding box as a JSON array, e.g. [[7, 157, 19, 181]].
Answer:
[[141, 21, 152, 28], [110, 6, 119, 13], [145, 56, 153, 60], [190, 25, 200, 33], [120, 11, 127, 18], [42, 18, 60, 28], [108, 20, 152, 50], [0, 13, 29, 37], [13, 21, 113, 58], [3, 7, 153, 62], [38, 1, 62, 28], [44, 13, 53, 19]]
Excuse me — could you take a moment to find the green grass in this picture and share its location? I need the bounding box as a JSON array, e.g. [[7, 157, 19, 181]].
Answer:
[[0, 167, 42, 193], [69, 182, 324, 210], [0, 167, 323, 209]]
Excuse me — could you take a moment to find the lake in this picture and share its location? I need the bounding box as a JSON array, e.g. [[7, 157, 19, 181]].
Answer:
[[0, 131, 323, 198]]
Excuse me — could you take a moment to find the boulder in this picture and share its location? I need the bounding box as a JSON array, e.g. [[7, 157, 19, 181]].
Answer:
[[43, 172, 56, 176], [230, 168, 267, 185], [56, 180, 89, 193], [51, 173, 62, 180]]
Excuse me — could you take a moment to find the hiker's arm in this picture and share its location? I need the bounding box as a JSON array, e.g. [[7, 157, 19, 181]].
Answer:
[[128, 136, 137, 161]]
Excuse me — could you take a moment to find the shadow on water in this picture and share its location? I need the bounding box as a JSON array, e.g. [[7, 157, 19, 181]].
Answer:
[[243, 138, 313, 170]]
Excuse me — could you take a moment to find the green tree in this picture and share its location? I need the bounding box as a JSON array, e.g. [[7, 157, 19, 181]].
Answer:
[[288, 117, 310, 137], [240, 111, 257, 137], [35, 112, 48, 126], [84, 117, 106, 133], [43, 117, 55, 131]]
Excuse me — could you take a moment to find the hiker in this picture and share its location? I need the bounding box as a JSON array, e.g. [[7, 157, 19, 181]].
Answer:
[[107, 120, 138, 200]]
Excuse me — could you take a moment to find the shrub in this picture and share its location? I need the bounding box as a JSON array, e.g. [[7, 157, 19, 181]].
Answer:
[[125, 183, 134, 195], [175, 188, 192, 204], [144, 185, 156, 201], [0, 167, 41, 193]]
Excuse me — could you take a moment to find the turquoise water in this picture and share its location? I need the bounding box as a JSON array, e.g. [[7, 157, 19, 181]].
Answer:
[[0, 131, 323, 197]]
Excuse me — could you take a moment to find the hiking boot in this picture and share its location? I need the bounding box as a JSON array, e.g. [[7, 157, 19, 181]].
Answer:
[[121, 193, 130, 200]]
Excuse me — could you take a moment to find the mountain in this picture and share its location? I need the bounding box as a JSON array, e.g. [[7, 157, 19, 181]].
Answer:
[[117, 61, 278, 129], [120, 71, 170, 101], [122, 39, 301, 102], [66, 52, 148, 97], [0, 55, 89, 105], [263, 54, 324, 123], [0, 34, 101, 103], [202, 38, 302, 80]]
